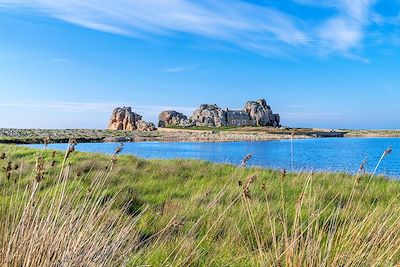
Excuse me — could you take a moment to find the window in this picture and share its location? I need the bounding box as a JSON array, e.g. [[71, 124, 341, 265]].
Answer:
[[242, 120, 246, 124], [232, 120, 236, 124]]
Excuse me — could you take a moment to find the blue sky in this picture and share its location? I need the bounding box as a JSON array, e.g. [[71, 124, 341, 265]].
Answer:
[[0, 0, 399, 129]]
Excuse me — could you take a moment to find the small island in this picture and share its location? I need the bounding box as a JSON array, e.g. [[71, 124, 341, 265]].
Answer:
[[3, 98, 393, 144]]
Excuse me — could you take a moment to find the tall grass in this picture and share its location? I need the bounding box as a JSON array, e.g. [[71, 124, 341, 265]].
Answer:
[[241, 171, 400, 266], [0, 142, 142, 267], [1, 143, 400, 266]]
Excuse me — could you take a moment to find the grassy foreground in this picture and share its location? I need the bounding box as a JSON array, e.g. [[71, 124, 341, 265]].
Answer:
[[1, 143, 400, 266]]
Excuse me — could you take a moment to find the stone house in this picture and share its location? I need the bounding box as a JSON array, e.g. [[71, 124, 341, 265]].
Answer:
[[225, 109, 255, 127], [164, 98, 280, 128]]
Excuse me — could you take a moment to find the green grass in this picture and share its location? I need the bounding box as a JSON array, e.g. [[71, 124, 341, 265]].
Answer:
[[1, 144, 400, 266]]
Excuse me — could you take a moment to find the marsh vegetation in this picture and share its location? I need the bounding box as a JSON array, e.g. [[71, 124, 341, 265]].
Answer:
[[1, 142, 400, 266]]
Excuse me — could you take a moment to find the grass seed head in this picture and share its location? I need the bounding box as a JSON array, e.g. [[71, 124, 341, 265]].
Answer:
[[3, 161, 12, 181], [241, 154, 252, 168], [43, 136, 50, 148], [280, 169, 286, 179], [261, 182, 266, 191], [34, 155, 45, 183], [110, 143, 124, 168], [5, 161, 12, 172], [384, 146, 392, 158], [356, 157, 368, 183], [359, 159, 366, 173], [243, 174, 257, 199], [111, 156, 118, 168], [113, 143, 124, 156], [65, 139, 77, 159]]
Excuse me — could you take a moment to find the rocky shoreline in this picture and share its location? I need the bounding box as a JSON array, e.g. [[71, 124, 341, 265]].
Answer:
[[344, 130, 400, 138], [0, 128, 308, 144], [1, 128, 399, 144]]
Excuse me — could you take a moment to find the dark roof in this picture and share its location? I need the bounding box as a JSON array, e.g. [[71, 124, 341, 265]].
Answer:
[[227, 110, 247, 114], [226, 110, 249, 119]]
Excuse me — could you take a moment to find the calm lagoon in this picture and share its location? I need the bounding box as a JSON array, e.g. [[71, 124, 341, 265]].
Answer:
[[27, 138, 400, 177]]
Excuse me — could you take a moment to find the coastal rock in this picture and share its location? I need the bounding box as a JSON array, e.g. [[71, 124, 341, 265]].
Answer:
[[136, 120, 157, 132], [190, 104, 227, 127], [107, 107, 142, 131], [272, 114, 281, 127], [158, 110, 190, 127], [244, 99, 280, 127]]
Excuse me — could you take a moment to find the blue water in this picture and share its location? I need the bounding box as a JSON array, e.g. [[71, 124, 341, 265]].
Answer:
[[27, 138, 400, 177]]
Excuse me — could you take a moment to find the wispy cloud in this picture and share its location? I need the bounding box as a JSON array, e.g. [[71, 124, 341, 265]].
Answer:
[[280, 111, 344, 120], [0, 100, 129, 112], [0, 100, 196, 122], [0, 0, 386, 61], [279, 103, 344, 122], [317, 0, 375, 60], [133, 105, 196, 117], [0, 0, 309, 57], [283, 104, 312, 109], [163, 65, 195, 73], [50, 57, 70, 63]]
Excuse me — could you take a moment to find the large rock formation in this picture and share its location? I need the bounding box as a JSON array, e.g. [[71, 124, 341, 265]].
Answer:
[[191, 104, 227, 127], [271, 114, 281, 127], [190, 99, 280, 128], [158, 110, 190, 127], [107, 107, 156, 131], [136, 120, 157, 132], [107, 107, 142, 131], [244, 99, 280, 127]]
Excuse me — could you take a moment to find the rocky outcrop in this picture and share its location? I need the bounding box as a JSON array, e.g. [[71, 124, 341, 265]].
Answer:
[[107, 107, 156, 131], [108, 99, 280, 131], [107, 107, 142, 131], [136, 120, 156, 132], [244, 99, 280, 127], [271, 114, 281, 127], [158, 110, 190, 127], [190, 99, 280, 128], [190, 104, 227, 127]]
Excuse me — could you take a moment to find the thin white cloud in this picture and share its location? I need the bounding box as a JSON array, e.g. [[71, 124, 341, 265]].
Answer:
[[0, 101, 129, 112], [317, 0, 375, 59], [163, 65, 195, 73], [319, 17, 363, 51], [133, 105, 196, 117], [283, 104, 312, 109], [0, 0, 385, 61], [280, 111, 343, 120], [339, 0, 373, 22], [0, 0, 309, 56], [0, 100, 196, 120], [50, 58, 70, 63]]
